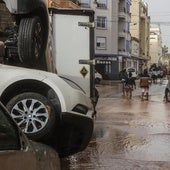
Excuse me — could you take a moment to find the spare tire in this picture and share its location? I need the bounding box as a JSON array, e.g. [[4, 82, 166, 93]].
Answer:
[[18, 17, 45, 65]]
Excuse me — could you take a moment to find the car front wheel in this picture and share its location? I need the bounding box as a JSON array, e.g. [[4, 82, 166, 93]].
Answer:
[[6, 92, 56, 141]]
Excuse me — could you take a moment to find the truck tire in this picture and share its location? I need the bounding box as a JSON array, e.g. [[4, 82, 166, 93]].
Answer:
[[6, 92, 57, 141], [18, 17, 44, 65]]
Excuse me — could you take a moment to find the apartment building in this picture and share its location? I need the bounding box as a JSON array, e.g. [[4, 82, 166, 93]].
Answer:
[[149, 27, 163, 66], [78, 0, 131, 80], [130, 0, 150, 73]]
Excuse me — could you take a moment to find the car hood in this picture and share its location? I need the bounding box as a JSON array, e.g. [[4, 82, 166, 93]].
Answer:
[[0, 64, 48, 81], [0, 64, 93, 114]]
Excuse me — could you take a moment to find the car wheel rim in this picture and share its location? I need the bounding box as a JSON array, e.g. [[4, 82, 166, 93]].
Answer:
[[10, 99, 49, 134]]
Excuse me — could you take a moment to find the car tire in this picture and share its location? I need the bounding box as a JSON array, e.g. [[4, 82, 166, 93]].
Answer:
[[6, 92, 56, 141], [18, 17, 44, 65]]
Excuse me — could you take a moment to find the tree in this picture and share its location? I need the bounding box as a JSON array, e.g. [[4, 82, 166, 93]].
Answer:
[[162, 45, 168, 58]]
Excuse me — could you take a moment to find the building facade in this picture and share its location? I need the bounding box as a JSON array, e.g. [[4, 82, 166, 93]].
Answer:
[[130, 0, 150, 73], [78, 0, 151, 79], [78, 0, 131, 79], [149, 27, 163, 66]]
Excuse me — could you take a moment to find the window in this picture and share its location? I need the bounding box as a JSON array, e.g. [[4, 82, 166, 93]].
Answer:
[[105, 64, 111, 73], [95, 0, 107, 9], [96, 16, 107, 29], [126, 1, 130, 13], [78, 0, 91, 8], [0, 105, 20, 150], [126, 40, 130, 51], [105, 61, 111, 74], [96, 37, 106, 49]]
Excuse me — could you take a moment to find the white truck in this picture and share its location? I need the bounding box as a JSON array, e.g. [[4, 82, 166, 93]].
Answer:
[[50, 8, 97, 105], [0, 0, 98, 157]]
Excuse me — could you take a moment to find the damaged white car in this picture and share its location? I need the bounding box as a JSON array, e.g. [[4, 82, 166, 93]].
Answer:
[[0, 64, 94, 157]]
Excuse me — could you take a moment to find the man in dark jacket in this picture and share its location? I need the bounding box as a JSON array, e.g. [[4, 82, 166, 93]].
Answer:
[[140, 69, 152, 100], [165, 73, 170, 102], [119, 69, 128, 96]]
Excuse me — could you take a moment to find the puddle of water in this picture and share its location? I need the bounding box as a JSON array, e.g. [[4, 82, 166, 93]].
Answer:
[[92, 125, 170, 162]]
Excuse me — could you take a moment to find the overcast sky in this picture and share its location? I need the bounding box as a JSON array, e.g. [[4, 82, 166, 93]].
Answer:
[[144, 0, 170, 51]]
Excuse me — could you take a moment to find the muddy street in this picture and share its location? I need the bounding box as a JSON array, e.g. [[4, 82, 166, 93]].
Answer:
[[61, 79, 170, 170]]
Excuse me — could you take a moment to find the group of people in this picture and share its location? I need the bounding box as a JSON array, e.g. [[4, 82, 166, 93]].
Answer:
[[119, 69, 136, 99], [149, 64, 167, 84], [119, 68, 152, 100]]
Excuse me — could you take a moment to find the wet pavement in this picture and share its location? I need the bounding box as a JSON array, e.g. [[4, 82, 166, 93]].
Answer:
[[61, 79, 170, 170]]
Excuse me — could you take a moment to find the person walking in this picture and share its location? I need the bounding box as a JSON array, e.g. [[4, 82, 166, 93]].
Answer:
[[119, 69, 128, 96], [140, 69, 152, 101], [124, 72, 136, 99], [164, 73, 170, 102]]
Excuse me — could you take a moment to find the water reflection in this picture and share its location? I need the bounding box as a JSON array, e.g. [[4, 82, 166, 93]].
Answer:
[[61, 82, 170, 169]]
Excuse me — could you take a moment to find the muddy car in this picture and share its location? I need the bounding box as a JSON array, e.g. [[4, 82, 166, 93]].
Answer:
[[0, 0, 49, 66], [0, 64, 94, 157], [0, 102, 61, 170]]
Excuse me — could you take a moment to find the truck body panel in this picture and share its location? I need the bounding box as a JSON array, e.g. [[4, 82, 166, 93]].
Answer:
[[51, 9, 95, 98]]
